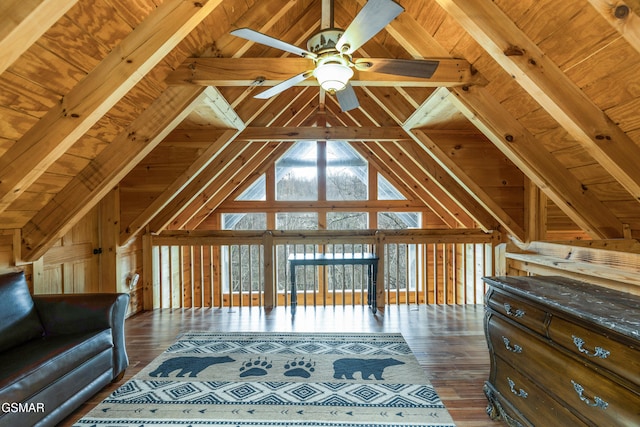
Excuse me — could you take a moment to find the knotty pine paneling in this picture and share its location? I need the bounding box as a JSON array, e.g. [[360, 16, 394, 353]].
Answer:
[[0, 232, 16, 274]]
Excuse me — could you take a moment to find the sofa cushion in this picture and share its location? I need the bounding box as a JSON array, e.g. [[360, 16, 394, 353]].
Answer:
[[0, 272, 44, 352], [0, 329, 113, 403]]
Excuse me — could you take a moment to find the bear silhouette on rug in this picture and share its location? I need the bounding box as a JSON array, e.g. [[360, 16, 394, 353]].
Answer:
[[149, 356, 235, 377], [333, 357, 404, 380]]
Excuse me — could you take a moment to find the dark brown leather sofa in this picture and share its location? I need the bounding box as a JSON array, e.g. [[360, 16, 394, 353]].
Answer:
[[0, 271, 129, 427]]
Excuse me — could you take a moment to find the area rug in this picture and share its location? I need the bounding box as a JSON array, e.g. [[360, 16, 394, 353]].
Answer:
[[73, 332, 456, 426]]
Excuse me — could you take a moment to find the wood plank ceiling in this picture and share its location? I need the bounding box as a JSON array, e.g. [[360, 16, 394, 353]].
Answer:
[[1, 0, 639, 262]]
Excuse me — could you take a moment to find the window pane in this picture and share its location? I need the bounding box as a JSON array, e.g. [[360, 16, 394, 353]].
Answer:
[[276, 212, 318, 230], [222, 213, 267, 230], [326, 141, 367, 200], [276, 141, 317, 200], [378, 212, 421, 229], [378, 173, 406, 200], [327, 212, 368, 230], [236, 174, 266, 201]]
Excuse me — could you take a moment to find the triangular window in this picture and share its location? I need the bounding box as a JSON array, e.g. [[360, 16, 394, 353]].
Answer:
[[236, 174, 266, 201], [378, 173, 406, 200]]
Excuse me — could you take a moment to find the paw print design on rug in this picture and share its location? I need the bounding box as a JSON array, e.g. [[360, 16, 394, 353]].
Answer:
[[239, 357, 273, 377], [283, 358, 316, 378], [149, 356, 235, 378], [333, 357, 404, 380]]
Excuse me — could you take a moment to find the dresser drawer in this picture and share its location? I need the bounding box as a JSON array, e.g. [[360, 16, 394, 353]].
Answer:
[[486, 312, 542, 368], [486, 288, 548, 335], [518, 340, 640, 426], [553, 360, 640, 426], [493, 355, 587, 427], [548, 316, 640, 388]]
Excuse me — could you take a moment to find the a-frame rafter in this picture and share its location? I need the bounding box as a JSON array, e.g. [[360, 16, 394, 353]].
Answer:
[[435, 0, 640, 205], [21, 86, 209, 261], [0, 0, 225, 216]]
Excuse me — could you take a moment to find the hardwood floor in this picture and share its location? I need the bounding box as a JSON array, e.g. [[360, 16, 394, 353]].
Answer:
[[60, 304, 502, 427]]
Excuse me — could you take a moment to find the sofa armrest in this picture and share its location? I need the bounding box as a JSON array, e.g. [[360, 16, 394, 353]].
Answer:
[[33, 293, 130, 378]]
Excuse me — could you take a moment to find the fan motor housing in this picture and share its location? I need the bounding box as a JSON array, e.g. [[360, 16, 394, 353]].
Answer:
[[307, 29, 345, 55]]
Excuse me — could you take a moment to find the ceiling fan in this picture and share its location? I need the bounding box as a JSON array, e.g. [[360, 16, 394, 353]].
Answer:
[[230, 0, 440, 112]]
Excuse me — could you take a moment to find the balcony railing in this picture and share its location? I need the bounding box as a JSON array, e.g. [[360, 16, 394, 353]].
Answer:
[[146, 229, 499, 310]]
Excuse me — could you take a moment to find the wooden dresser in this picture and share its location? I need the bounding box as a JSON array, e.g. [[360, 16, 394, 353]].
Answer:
[[482, 276, 640, 426]]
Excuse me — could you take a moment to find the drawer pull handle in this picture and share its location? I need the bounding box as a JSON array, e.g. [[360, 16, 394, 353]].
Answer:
[[503, 303, 525, 318], [507, 377, 528, 399], [571, 380, 608, 410], [572, 335, 610, 359], [502, 336, 523, 353]]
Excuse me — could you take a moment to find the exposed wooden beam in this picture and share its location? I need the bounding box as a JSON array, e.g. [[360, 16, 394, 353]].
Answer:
[[166, 57, 481, 87], [0, 0, 78, 74], [442, 86, 625, 239], [587, 0, 640, 54], [236, 126, 410, 141], [216, 199, 426, 213], [20, 86, 209, 262], [435, 0, 640, 204], [120, 129, 242, 245], [0, 0, 224, 215]]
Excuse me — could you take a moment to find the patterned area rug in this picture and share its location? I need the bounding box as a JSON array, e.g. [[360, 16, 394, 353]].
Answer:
[[74, 332, 456, 426]]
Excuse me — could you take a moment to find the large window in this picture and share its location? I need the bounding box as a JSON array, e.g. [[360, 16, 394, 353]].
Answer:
[[219, 139, 418, 233]]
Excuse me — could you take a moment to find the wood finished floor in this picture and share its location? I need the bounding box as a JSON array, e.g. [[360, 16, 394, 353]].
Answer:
[[60, 304, 502, 427]]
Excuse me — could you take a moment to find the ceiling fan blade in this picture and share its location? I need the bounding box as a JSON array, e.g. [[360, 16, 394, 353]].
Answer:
[[254, 71, 314, 99], [335, 83, 360, 112], [355, 58, 440, 78], [231, 28, 317, 59], [336, 0, 403, 55]]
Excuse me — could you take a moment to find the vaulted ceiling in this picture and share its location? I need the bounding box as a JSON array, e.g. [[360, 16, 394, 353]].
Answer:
[[1, 0, 639, 262]]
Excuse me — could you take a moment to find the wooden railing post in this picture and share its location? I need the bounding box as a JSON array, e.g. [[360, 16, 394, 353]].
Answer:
[[142, 232, 154, 310], [262, 231, 274, 309], [375, 230, 385, 310]]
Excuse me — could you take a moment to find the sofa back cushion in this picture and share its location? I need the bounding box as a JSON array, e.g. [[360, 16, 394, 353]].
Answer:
[[0, 272, 44, 352]]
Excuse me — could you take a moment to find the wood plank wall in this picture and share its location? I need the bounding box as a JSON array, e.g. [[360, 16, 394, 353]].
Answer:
[[0, 199, 144, 315]]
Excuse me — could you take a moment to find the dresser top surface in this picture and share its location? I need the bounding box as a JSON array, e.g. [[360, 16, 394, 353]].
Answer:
[[483, 276, 639, 341]]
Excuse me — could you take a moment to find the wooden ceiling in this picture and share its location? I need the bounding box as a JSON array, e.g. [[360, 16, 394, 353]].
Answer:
[[1, 0, 639, 262]]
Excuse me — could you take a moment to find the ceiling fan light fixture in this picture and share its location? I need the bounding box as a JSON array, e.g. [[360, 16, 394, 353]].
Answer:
[[314, 60, 354, 93]]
